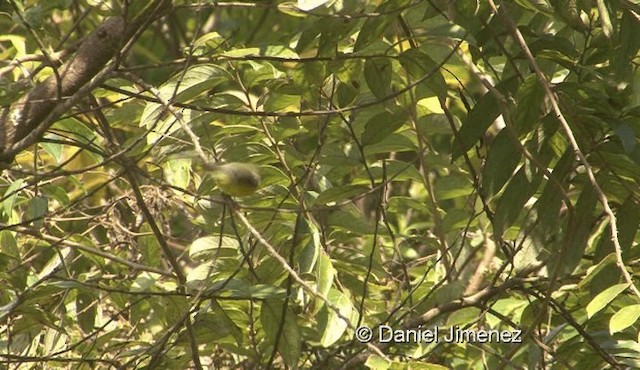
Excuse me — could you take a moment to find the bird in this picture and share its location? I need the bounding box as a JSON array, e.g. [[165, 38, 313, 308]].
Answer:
[[203, 161, 261, 197]]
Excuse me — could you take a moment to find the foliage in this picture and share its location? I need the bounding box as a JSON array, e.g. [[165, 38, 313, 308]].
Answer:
[[1, 0, 640, 369]]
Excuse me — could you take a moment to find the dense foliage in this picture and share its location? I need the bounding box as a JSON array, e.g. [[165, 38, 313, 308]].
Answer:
[[1, 0, 640, 369]]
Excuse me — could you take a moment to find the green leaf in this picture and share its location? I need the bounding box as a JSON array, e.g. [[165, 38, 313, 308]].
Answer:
[[318, 289, 353, 347], [364, 133, 417, 155], [313, 185, 369, 205], [163, 157, 191, 189], [264, 93, 302, 112], [613, 122, 637, 154], [189, 236, 240, 259], [610, 304, 640, 334], [586, 283, 630, 318], [558, 184, 598, 276], [336, 81, 357, 107], [26, 196, 48, 228], [327, 209, 375, 235], [280, 312, 302, 369], [314, 250, 335, 314], [52, 117, 98, 145], [2, 179, 25, 218], [482, 129, 522, 198], [513, 74, 545, 136], [434, 173, 473, 200], [493, 165, 542, 236], [354, 0, 412, 51], [361, 111, 407, 146], [139, 224, 163, 268], [452, 77, 519, 159], [141, 64, 231, 143], [365, 355, 391, 370], [578, 253, 616, 290], [77, 290, 97, 333], [41, 185, 70, 206], [40, 141, 63, 164], [364, 57, 392, 100], [192, 31, 224, 56], [261, 300, 301, 368], [354, 17, 392, 52], [298, 225, 321, 274], [398, 48, 447, 100], [0, 230, 19, 260], [223, 45, 299, 59], [595, 196, 640, 261], [208, 280, 287, 300], [192, 304, 243, 344]]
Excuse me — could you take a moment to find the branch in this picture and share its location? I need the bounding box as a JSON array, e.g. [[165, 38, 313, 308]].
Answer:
[[0, 0, 172, 163]]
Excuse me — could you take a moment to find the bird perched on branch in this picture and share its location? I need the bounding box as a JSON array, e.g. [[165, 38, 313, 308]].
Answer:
[[203, 161, 261, 197]]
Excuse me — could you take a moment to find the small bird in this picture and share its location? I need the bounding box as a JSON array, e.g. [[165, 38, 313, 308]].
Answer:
[[203, 161, 261, 197]]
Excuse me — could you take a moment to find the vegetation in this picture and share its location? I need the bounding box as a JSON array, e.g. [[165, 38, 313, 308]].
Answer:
[[1, 0, 640, 368]]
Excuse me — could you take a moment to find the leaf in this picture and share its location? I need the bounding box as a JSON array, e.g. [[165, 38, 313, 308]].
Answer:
[[37, 247, 70, 279], [595, 196, 640, 261], [354, 16, 392, 52], [314, 250, 335, 314], [365, 57, 392, 100], [264, 93, 301, 112], [336, 81, 357, 107], [610, 305, 640, 334], [361, 111, 407, 146], [327, 209, 375, 235], [192, 31, 224, 56], [353, 0, 410, 52], [586, 283, 630, 319], [261, 300, 301, 368], [223, 45, 299, 59], [26, 196, 48, 228], [434, 173, 473, 200], [493, 165, 542, 236], [192, 306, 243, 344], [185, 262, 215, 286], [0, 230, 19, 259], [141, 64, 231, 143], [613, 122, 637, 154], [2, 179, 25, 218], [280, 313, 302, 369], [77, 290, 97, 333], [482, 129, 522, 198], [532, 150, 573, 238], [189, 236, 240, 259], [513, 74, 545, 136], [318, 289, 353, 347], [163, 157, 191, 189], [298, 225, 321, 274], [398, 48, 447, 101], [365, 355, 392, 370], [613, 11, 640, 79], [208, 280, 287, 300], [40, 141, 63, 164], [53, 117, 98, 145], [139, 224, 163, 269], [41, 185, 70, 206], [452, 77, 519, 159], [297, 0, 330, 11], [558, 184, 598, 276], [364, 133, 417, 155], [578, 253, 616, 290], [596, 0, 613, 39], [313, 185, 369, 205]]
